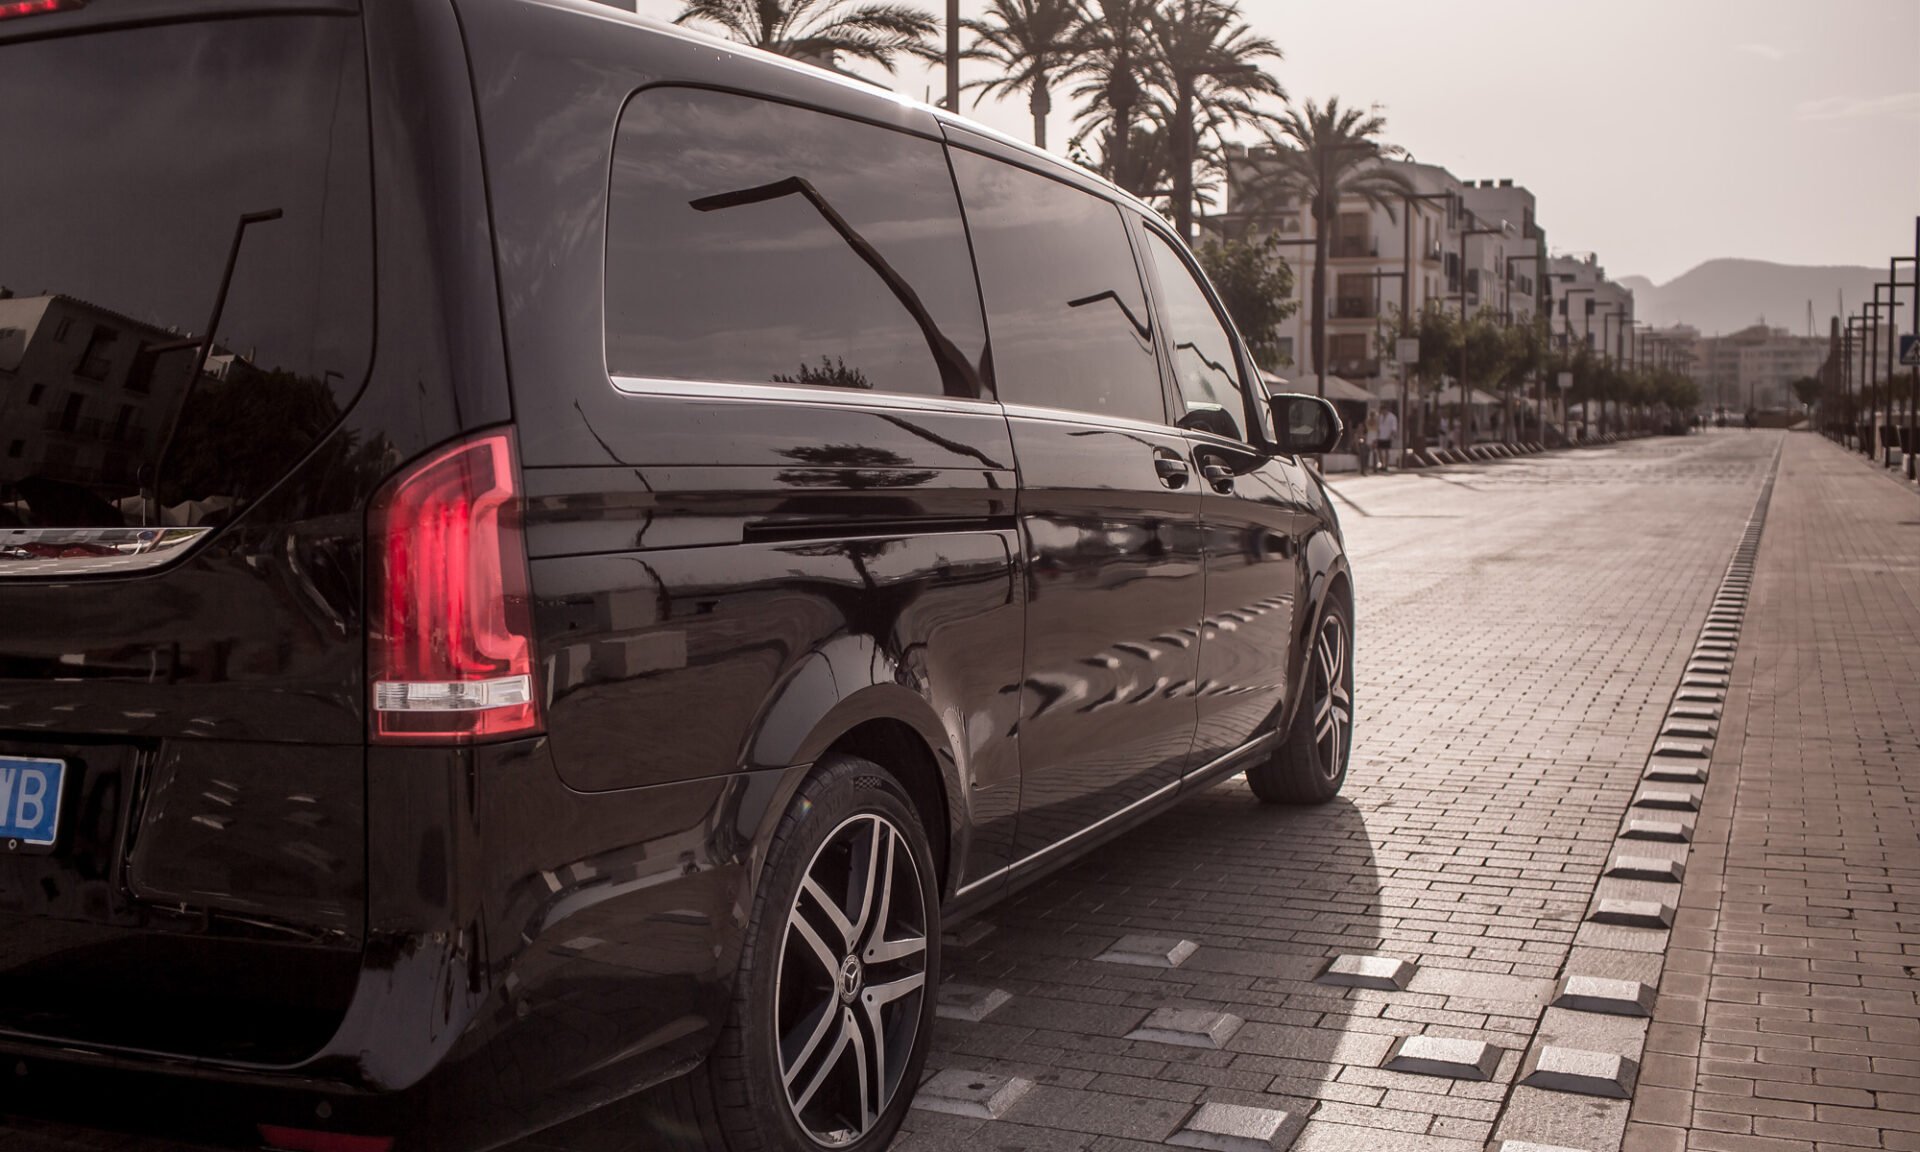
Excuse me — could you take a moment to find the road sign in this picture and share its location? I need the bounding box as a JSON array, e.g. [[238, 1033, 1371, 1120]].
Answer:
[[1394, 338, 1421, 365], [1557, 372, 1574, 391], [1901, 334, 1920, 367]]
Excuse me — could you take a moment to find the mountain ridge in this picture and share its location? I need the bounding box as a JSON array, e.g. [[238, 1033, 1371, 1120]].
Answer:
[[1615, 258, 1886, 337]]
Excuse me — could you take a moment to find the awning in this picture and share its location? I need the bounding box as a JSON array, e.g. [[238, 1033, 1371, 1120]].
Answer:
[[1431, 385, 1505, 406]]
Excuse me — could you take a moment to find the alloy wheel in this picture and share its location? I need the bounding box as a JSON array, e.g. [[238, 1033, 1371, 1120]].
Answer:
[[776, 812, 928, 1146], [1312, 613, 1352, 779]]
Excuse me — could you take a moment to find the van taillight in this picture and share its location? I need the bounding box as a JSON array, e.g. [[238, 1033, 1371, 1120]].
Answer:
[[369, 428, 542, 744]]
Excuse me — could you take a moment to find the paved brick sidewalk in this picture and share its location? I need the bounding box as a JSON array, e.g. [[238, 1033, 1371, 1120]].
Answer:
[[1626, 434, 1920, 1152]]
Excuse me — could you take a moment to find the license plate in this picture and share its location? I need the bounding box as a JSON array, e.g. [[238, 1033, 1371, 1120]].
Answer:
[[0, 756, 65, 851]]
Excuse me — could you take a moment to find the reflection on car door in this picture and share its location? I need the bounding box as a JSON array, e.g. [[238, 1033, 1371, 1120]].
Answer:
[[1136, 221, 1308, 771], [948, 143, 1204, 873]]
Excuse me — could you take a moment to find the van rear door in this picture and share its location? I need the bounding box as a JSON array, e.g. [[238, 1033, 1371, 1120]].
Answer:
[[0, 2, 376, 1064]]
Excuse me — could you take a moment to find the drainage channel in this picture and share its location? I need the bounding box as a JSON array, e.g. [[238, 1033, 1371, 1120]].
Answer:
[[1475, 439, 1783, 1152]]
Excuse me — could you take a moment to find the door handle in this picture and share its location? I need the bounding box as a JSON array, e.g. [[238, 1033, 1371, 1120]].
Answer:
[[1200, 462, 1234, 493], [1153, 452, 1190, 488]]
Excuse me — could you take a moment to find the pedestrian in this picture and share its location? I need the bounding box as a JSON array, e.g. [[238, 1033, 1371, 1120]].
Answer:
[[1376, 405, 1398, 472], [1357, 410, 1378, 475], [1438, 415, 1453, 451]]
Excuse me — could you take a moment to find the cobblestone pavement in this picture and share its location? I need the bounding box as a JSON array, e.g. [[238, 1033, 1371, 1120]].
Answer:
[[21, 431, 1916, 1152], [1623, 434, 1920, 1152]]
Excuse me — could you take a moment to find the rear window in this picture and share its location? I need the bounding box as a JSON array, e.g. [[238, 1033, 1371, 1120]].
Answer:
[[0, 13, 373, 530], [604, 87, 989, 401]]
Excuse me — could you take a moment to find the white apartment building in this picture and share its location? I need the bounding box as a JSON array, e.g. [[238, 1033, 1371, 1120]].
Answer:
[[1216, 150, 1545, 400], [1548, 254, 1635, 362]]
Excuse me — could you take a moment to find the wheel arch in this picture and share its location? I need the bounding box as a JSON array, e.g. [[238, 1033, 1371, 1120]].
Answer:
[[740, 636, 965, 901]]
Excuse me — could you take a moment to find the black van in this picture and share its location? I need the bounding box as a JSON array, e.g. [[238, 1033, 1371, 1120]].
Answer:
[[0, 1, 1354, 1148]]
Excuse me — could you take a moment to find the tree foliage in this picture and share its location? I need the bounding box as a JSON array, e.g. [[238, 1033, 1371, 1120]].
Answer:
[[1241, 98, 1412, 378], [674, 0, 937, 72], [1195, 233, 1299, 370]]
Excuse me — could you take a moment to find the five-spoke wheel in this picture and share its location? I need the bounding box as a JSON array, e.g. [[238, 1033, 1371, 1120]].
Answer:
[[777, 813, 929, 1146], [1310, 611, 1351, 781]]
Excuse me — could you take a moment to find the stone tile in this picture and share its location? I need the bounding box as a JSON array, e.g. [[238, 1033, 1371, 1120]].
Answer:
[[1095, 935, 1198, 968], [1125, 1007, 1245, 1050], [937, 983, 1013, 1023], [913, 1069, 1037, 1119], [1519, 1046, 1640, 1098], [1381, 1035, 1503, 1081], [1590, 899, 1676, 928], [1316, 954, 1417, 991], [1167, 1102, 1307, 1152], [1554, 975, 1658, 1017], [1605, 855, 1687, 883]]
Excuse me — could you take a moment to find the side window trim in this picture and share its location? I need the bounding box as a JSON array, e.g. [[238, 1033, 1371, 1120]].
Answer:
[[1133, 217, 1272, 449]]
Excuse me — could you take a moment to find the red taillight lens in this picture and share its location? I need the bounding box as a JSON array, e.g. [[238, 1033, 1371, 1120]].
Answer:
[[369, 428, 542, 744], [257, 1127, 394, 1152], [0, 0, 84, 21]]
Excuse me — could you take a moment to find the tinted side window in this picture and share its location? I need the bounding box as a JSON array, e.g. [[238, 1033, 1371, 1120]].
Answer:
[[1141, 228, 1260, 443], [950, 150, 1164, 425], [605, 88, 987, 400]]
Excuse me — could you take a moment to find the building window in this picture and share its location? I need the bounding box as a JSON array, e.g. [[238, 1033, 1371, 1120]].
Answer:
[[76, 325, 118, 380], [1331, 334, 1370, 363], [27, 383, 45, 406], [54, 317, 72, 343]]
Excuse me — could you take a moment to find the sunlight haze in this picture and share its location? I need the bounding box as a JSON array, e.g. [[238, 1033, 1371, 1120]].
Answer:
[[636, 0, 1920, 284]]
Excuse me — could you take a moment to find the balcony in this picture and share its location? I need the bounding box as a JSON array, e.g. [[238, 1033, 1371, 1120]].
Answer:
[[1423, 240, 1444, 263], [1331, 236, 1378, 259], [1332, 297, 1379, 319], [1331, 358, 1382, 379]]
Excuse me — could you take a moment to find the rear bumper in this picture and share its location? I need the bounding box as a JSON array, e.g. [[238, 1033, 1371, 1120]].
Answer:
[[0, 741, 798, 1150]]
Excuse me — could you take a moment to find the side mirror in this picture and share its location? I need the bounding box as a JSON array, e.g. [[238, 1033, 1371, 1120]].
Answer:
[[1268, 393, 1344, 456]]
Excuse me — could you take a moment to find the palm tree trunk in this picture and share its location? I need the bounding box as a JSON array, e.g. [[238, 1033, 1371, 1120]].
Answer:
[[1030, 72, 1051, 149], [1310, 198, 1329, 396], [1173, 79, 1195, 240]]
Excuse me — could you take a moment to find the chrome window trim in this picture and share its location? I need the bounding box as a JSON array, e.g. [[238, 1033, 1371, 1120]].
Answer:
[[0, 527, 214, 579], [997, 401, 1180, 438], [608, 374, 1002, 418]]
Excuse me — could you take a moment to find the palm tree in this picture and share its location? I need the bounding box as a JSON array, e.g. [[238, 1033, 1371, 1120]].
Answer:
[[1255, 97, 1413, 394], [962, 0, 1087, 149], [675, 0, 938, 74], [1068, 0, 1154, 191], [1141, 0, 1283, 241]]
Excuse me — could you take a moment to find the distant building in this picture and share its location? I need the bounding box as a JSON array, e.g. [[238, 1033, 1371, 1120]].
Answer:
[[0, 293, 197, 496], [1548, 254, 1634, 360], [1215, 150, 1547, 399], [1691, 325, 1826, 412]]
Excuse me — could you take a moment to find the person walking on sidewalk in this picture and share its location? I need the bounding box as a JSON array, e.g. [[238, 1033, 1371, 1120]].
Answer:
[[1377, 406, 1398, 473], [1356, 410, 1379, 475]]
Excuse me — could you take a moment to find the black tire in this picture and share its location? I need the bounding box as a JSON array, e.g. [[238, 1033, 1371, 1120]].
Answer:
[[1247, 597, 1353, 805], [657, 755, 940, 1151]]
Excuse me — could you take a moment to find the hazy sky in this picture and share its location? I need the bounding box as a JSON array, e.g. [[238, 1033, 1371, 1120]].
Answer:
[[637, 0, 1919, 285]]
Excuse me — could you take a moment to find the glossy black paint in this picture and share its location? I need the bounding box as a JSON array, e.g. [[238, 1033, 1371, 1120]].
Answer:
[[0, 2, 1350, 1148]]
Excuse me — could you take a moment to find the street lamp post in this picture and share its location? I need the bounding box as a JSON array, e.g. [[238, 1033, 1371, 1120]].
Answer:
[[1505, 253, 1544, 446], [1456, 215, 1509, 450], [1560, 287, 1596, 439], [1400, 191, 1455, 457]]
